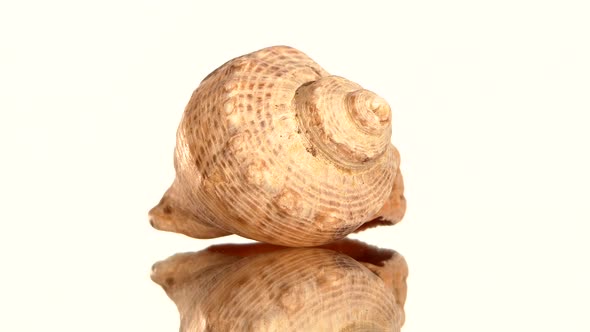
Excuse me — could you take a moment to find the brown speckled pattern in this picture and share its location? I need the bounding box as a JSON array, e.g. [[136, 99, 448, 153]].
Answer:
[[151, 239, 407, 331], [149, 46, 406, 246]]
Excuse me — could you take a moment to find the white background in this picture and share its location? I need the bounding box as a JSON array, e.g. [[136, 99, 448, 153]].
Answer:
[[1, 1, 589, 331]]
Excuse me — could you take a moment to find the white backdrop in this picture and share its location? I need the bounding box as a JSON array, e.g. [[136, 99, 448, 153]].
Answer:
[[1, 1, 589, 331]]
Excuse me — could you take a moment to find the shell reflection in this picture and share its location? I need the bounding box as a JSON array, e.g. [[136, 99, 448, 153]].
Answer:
[[151, 239, 408, 331]]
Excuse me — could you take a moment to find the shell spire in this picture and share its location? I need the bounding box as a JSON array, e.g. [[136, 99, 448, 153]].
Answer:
[[294, 76, 392, 168]]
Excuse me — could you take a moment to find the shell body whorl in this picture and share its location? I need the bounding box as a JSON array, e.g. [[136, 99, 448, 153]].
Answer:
[[149, 46, 406, 246]]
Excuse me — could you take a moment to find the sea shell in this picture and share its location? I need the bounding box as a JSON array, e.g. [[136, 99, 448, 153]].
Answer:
[[149, 46, 406, 246], [151, 239, 408, 331]]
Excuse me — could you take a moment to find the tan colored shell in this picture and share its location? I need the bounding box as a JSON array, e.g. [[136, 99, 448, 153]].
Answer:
[[151, 239, 408, 331], [149, 45, 406, 246]]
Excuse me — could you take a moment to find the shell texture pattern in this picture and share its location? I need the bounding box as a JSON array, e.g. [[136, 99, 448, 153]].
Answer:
[[149, 45, 406, 246], [151, 239, 408, 332]]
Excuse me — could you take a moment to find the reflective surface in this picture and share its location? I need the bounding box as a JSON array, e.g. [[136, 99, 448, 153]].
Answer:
[[151, 239, 408, 331]]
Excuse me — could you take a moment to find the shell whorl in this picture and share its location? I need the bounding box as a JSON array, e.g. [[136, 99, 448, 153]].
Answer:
[[294, 76, 392, 168]]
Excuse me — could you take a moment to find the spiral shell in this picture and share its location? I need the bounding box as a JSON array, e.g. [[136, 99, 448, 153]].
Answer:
[[151, 239, 408, 331], [149, 46, 406, 246]]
